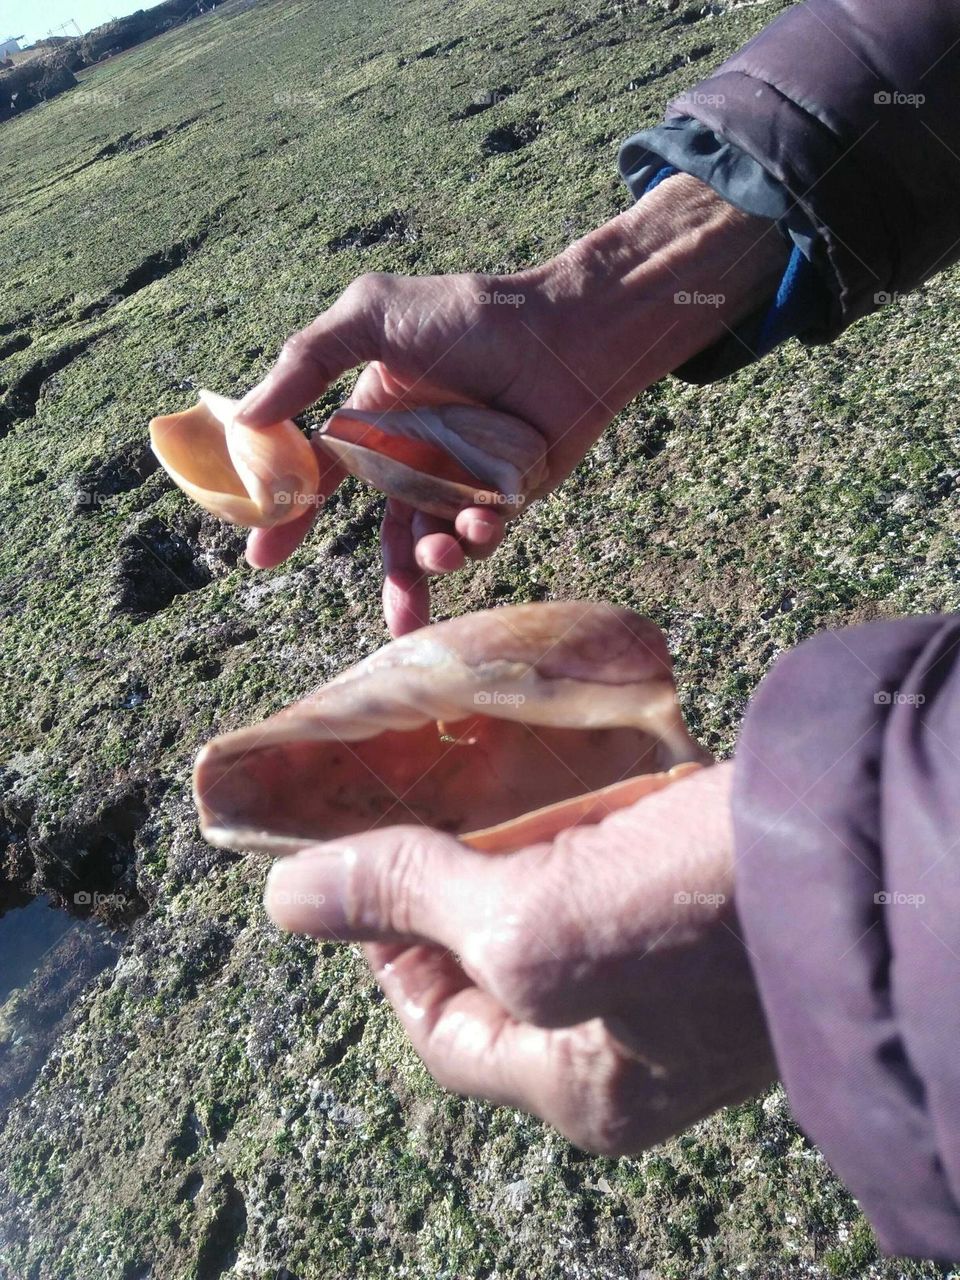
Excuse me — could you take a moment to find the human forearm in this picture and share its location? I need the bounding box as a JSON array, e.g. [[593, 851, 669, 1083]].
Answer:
[[625, 0, 960, 344], [509, 173, 789, 475]]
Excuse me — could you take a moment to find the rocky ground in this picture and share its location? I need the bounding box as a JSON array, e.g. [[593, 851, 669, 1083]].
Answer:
[[1, 0, 958, 1275]]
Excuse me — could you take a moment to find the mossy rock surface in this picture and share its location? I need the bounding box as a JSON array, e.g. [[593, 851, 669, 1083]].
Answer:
[[0, 0, 957, 1275]]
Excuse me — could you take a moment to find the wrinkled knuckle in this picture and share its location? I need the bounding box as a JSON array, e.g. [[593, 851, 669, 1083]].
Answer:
[[345, 271, 392, 307], [370, 831, 430, 936], [550, 1032, 645, 1157]]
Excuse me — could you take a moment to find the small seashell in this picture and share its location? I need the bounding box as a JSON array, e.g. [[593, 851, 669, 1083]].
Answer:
[[148, 389, 320, 528], [316, 404, 548, 521], [193, 601, 711, 857]]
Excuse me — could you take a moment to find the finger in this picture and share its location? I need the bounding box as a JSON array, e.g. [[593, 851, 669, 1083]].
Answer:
[[381, 499, 430, 636], [263, 766, 736, 1030], [367, 941, 729, 1155], [454, 506, 506, 560], [235, 276, 388, 428], [364, 940, 548, 1109], [264, 826, 507, 957], [347, 361, 481, 413], [245, 508, 315, 569], [411, 510, 465, 575]]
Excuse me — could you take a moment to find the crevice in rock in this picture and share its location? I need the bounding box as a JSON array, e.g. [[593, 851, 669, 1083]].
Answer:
[[450, 84, 515, 120], [481, 117, 542, 155], [195, 1174, 247, 1280], [0, 335, 97, 438], [637, 412, 673, 461], [73, 441, 160, 515], [112, 230, 210, 302], [38, 778, 160, 922], [626, 42, 715, 90], [327, 498, 382, 556], [91, 114, 206, 163], [666, 4, 713, 27], [178, 1171, 204, 1202], [10, 113, 212, 211], [319, 1017, 366, 1067], [0, 332, 32, 362], [169, 1107, 204, 1161], [413, 36, 464, 59], [112, 514, 214, 618], [0, 797, 36, 901], [120, 1261, 152, 1280], [327, 210, 417, 252]]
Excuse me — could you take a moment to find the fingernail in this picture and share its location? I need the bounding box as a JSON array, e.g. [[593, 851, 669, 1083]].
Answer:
[[264, 844, 350, 934], [467, 518, 495, 546]]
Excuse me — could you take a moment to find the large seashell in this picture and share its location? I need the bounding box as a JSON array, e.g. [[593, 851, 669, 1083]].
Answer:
[[194, 601, 711, 857], [315, 405, 549, 521], [148, 390, 320, 528]]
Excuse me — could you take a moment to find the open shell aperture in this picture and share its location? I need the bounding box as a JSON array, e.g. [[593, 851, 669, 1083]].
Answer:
[[193, 601, 711, 857], [315, 404, 548, 521]]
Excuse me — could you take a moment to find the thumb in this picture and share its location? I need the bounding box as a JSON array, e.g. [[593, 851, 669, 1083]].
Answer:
[[235, 273, 391, 428], [263, 825, 518, 954]]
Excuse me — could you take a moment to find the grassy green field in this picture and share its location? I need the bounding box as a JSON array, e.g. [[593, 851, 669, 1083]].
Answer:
[[1, 0, 959, 1275]]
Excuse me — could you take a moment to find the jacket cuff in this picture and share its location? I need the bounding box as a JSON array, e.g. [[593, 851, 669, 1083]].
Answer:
[[619, 120, 831, 383], [733, 616, 960, 1259]]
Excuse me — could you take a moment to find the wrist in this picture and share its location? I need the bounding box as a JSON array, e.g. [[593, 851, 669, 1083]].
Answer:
[[520, 173, 790, 421]]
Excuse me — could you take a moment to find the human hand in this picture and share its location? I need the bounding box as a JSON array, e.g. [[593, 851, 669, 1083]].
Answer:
[[237, 174, 788, 636], [263, 761, 776, 1153]]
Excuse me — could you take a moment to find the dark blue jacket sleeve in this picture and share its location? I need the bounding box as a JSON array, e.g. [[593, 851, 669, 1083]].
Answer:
[[620, 0, 960, 380]]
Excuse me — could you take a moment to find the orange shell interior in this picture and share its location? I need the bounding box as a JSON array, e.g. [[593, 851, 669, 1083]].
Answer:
[[322, 415, 484, 487]]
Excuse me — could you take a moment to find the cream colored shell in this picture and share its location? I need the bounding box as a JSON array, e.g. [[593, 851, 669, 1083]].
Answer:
[[149, 390, 320, 528]]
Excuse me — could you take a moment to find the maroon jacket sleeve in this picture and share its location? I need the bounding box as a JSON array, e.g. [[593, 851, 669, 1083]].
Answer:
[[665, 0, 960, 340], [733, 614, 960, 1259]]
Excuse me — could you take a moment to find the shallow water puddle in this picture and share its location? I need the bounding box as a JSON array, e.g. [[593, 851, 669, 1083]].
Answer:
[[0, 896, 124, 1110], [0, 896, 79, 1004]]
